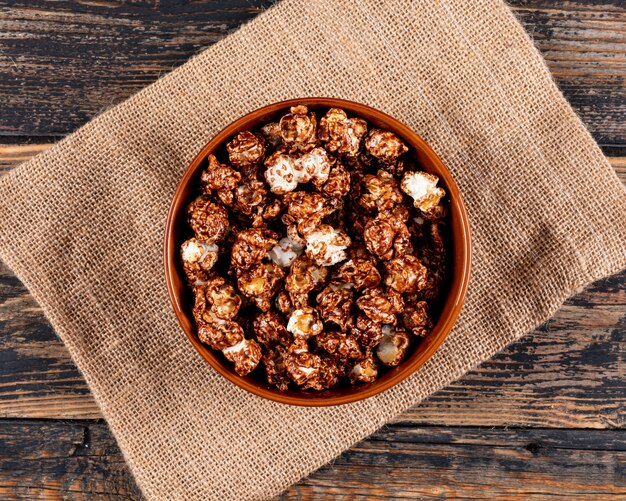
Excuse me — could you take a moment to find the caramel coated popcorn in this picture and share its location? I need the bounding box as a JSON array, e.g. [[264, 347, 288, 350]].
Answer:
[[180, 238, 218, 285], [226, 131, 266, 174], [376, 326, 411, 366], [365, 129, 408, 164], [187, 197, 229, 244], [181, 104, 450, 390], [351, 314, 384, 347], [319, 162, 351, 199], [263, 347, 290, 390], [197, 320, 244, 351], [280, 105, 317, 150], [201, 155, 242, 206]]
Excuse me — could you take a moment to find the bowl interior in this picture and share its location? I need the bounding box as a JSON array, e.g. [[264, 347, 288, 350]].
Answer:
[[165, 98, 471, 406]]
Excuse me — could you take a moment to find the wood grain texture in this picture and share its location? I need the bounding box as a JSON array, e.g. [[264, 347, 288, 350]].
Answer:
[[1, 420, 625, 501], [0, 0, 623, 147], [0, 420, 142, 499], [280, 425, 626, 500]]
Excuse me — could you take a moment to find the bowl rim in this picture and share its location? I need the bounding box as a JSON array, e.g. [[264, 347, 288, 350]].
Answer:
[[164, 97, 472, 406]]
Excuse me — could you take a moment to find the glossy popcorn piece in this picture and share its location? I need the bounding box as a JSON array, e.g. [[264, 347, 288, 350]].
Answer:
[[318, 107, 368, 158], [401, 171, 446, 214], [187, 196, 229, 244], [231, 228, 278, 270], [376, 326, 411, 366], [180, 238, 219, 285], [349, 350, 378, 384], [384, 254, 428, 294], [338, 258, 381, 289], [201, 154, 242, 206], [284, 338, 322, 385], [304, 224, 351, 267], [222, 338, 263, 376], [279, 105, 318, 150], [287, 307, 324, 339], [226, 131, 266, 172], [364, 128, 408, 164], [253, 310, 291, 348]]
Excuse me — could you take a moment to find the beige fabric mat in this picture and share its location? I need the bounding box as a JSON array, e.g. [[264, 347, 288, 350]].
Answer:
[[1, 0, 625, 499]]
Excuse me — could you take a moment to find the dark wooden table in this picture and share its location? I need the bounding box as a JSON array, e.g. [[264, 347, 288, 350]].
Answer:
[[1, 1, 624, 499]]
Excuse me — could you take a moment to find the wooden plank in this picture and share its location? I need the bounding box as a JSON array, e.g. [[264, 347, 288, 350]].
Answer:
[[0, 1, 624, 146], [0, 144, 50, 173], [0, 0, 275, 137], [0, 420, 142, 499], [1, 255, 624, 426], [1, 420, 625, 500], [280, 425, 626, 500]]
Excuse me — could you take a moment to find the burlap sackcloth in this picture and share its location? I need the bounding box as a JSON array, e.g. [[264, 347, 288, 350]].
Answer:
[[1, 0, 625, 498]]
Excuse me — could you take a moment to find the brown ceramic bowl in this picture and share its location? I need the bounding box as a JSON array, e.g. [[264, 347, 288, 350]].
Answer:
[[164, 97, 471, 406]]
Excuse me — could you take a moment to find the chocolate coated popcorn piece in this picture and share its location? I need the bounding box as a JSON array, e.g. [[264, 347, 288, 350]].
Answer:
[[401, 300, 433, 337], [338, 258, 381, 290], [349, 350, 378, 384], [222, 338, 262, 376], [231, 228, 279, 270], [187, 196, 229, 244], [364, 128, 408, 164], [401, 171, 446, 214], [200, 155, 242, 206], [284, 337, 322, 385], [376, 326, 411, 366], [356, 287, 398, 325], [316, 330, 362, 360], [286, 306, 324, 339], [226, 131, 266, 174], [279, 105, 318, 151], [304, 224, 351, 266], [384, 255, 428, 294], [316, 286, 354, 332], [318, 108, 368, 158], [253, 310, 291, 348], [180, 238, 218, 285]]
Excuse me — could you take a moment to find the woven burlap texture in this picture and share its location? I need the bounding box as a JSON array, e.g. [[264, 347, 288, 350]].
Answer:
[[1, 0, 625, 499]]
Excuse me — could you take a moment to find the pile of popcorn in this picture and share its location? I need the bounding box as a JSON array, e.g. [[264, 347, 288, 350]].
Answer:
[[181, 105, 449, 391]]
